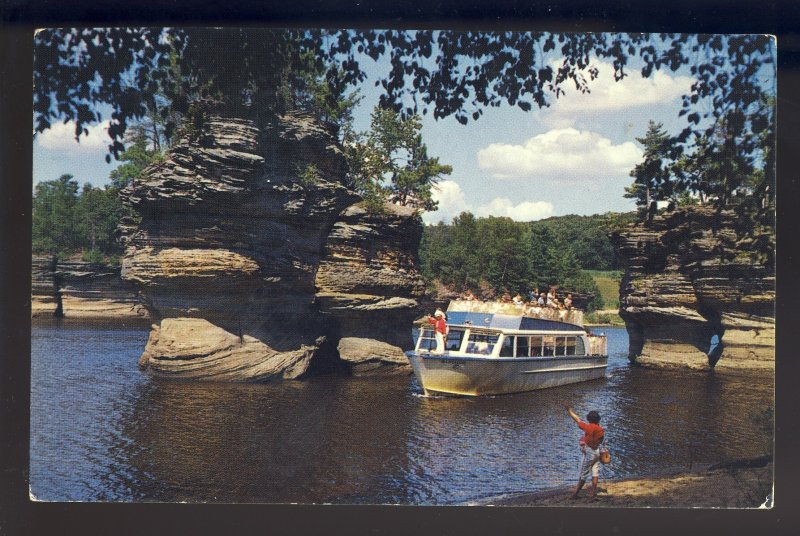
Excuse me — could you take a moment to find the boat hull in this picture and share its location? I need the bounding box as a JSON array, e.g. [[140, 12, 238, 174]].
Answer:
[[406, 353, 608, 396]]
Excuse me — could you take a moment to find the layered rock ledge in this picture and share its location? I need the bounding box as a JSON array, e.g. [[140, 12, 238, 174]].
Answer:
[[610, 207, 774, 373], [120, 111, 423, 381], [316, 202, 425, 374], [32, 255, 149, 322]]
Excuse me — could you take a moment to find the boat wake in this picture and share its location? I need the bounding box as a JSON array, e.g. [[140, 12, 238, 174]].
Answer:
[[412, 392, 447, 399]]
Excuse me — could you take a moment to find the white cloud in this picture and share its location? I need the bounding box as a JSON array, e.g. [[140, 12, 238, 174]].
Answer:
[[428, 180, 470, 222], [476, 127, 642, 182], [36, 120, 112, 152], [424, 180, 554, 224], [546, 59, 694, 116], [473, 198, 554, 221]]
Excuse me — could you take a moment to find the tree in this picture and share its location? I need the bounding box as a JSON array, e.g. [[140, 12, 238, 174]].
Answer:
[[528, 224, 558, 288], [34, 29, 775, 175], [108, 127, 165, 189], [448, 212, 482, 290], [290, 50, 364, 134], [531, 214, 622, 271], [32, 175, 82, 256], [76, 184, 125, 257], [344, 107, 452, 211], [421, 211, 484, 291], [419, 213, 604, 306], [477, 217, 531, 293], [33, 173, 134, 261], [626, 121, 674, 219]]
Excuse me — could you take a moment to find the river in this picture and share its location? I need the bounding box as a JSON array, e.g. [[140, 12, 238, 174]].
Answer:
[[30, 323, 773, 504]]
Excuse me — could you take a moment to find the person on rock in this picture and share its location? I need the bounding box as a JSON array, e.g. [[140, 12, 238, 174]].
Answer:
[[564, 404, 605, 499], [426, 309, 448, 354]]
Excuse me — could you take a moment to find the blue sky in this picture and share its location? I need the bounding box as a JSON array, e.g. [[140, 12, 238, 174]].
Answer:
[[32, 32, 775, 224]]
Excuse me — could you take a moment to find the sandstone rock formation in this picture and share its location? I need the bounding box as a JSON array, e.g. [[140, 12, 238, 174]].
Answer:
[[31, 255, 148, 321], [610, 207, 774, 373], [120, 111, 423, 381], [316, 202, 425, 374]]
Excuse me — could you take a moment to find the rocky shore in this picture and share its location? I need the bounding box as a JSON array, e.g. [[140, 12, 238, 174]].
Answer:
[[470, 457, 773, 508], [610, 207, 774, 373]]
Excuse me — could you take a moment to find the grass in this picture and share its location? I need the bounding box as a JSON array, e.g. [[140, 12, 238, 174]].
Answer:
[[586, 270, 621, 310], [584, 311, 625, 326]]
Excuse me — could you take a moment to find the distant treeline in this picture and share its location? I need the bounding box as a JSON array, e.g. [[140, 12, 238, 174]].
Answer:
[[32, 174, 133, 263], [419, 212, 635, 310]]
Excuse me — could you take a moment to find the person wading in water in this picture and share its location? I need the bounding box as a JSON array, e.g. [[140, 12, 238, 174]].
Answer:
[[564, 403, 605, 499]]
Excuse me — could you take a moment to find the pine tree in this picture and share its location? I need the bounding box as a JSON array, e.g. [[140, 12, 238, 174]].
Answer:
[[344, 107, 452, 212], [32, 174, 82, 256], [626, 121, 674, 219]]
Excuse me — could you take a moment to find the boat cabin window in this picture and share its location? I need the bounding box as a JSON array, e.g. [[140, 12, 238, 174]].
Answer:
[[543, 336, 556, 356], [575, 336, 586, 355], [499, 336, 514, 357], [465, 332, 498, 355], [446, 329, 465, 351], [529, 336, 543, 357], [516, 336, 529, 357], [517, 335, 585, 357], [418, 328, 437, 351]]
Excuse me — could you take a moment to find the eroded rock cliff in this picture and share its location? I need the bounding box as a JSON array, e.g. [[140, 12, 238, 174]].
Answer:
[[610, 207, 774, 373], [120, 111, 423, 380], [316, 202, 425, 374], [31, 255, 149, 321]]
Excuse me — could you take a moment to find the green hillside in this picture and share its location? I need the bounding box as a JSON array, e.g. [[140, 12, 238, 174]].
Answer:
[[585, 270, 621, 310], [584, 269, 624, 325]]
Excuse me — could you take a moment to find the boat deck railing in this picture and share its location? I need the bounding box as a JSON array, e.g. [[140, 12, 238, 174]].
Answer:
[[587, 334, 608, 356]]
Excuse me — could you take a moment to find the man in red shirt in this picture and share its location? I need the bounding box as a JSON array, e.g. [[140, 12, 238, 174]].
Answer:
[[564, 404, 605, 499], [426, 309, 447, 354]]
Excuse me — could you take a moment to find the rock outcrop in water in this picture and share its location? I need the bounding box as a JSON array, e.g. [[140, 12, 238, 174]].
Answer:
[[316, 202, 425, 374], [119, 111, 422, 380], [31, 255, 148, 321], [610, 207, 774, 373]]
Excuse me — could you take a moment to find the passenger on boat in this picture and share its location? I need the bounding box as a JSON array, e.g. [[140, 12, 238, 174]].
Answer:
[[564, 294, 573, 310], [426, 309, 448, 354], [564, 404, 605, 499], [529, 288, 539, 302], [538, 292, 546, 306], [512, 293, 524, 305]]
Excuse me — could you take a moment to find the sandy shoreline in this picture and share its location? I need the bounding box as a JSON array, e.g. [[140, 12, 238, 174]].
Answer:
[[466, 456, 773, 508]]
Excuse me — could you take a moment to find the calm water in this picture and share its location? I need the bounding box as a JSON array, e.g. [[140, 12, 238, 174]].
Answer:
[[30, 324, 774, 504]]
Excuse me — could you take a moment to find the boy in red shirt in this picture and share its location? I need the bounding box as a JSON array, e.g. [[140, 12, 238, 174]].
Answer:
[[564, 404, 605, 499]]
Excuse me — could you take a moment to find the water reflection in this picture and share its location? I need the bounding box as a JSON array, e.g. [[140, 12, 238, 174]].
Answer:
[[605, 367, 773, 478], [114, 375, 420, 503]]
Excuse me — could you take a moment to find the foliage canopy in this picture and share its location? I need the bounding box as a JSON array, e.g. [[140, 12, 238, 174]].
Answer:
[[344, 107, 452, 212], [418, 212, 624, 309], [34, 30, 774, 167]]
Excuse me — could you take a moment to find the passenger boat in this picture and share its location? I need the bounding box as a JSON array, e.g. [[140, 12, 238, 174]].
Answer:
[[407, 300, 608, 396]]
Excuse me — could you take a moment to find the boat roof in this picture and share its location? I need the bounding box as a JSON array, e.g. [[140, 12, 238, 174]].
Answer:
[[446, 311, 585, 333]]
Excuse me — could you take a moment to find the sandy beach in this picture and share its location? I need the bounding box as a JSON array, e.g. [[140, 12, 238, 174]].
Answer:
[[469, 456, 773, 508]]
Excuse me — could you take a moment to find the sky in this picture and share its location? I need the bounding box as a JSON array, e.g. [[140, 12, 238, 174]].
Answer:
[[32, 32, 774, 225]]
